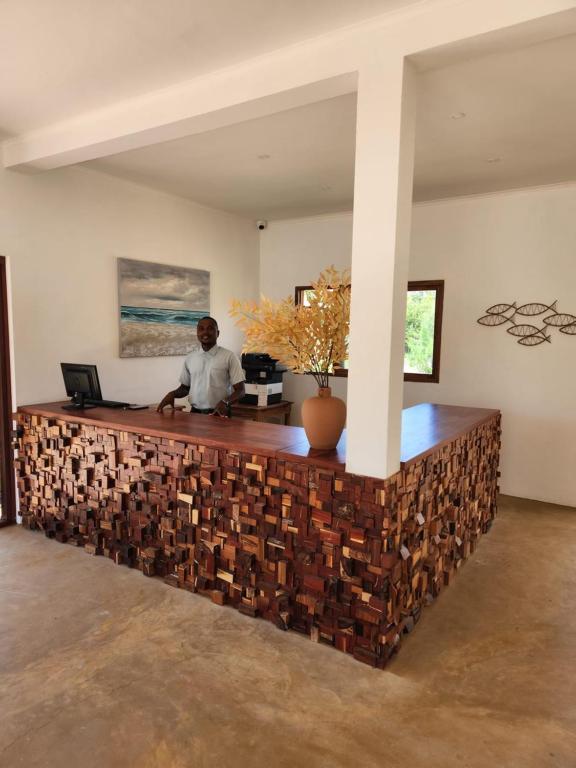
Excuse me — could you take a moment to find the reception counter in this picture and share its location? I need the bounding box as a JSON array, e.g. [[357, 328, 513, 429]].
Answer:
[[15, 401, 500, 668]]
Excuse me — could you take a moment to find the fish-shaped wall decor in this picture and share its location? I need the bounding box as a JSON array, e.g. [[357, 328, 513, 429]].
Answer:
[[478, 313, 513, 326], [486, 302, 516, 315], [542, 313, 576, 327], [477, 300, 575, 348], [518, 332, 551, 346], [516, 301, 557, 316], [507, 324, 548, 339]]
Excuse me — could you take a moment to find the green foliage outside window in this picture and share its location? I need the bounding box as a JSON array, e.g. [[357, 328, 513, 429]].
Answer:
[[404, 290, 436, 375]]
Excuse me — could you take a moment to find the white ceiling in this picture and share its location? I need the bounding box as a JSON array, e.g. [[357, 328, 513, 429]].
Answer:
[[414, 32, 576, 201], [0, 0, 423, 136], [83, 32, 576, 217], [86, 94, 358, 220]]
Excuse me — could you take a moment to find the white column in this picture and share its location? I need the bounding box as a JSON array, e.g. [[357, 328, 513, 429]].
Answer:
[[345, 55, 417, 478]]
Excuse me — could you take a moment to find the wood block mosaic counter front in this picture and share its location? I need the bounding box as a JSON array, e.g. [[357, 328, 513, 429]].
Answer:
[[16, 403, 500, 668]]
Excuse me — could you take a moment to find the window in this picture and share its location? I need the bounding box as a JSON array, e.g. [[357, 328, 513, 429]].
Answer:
[[295, 279, 444, 383], [294, 286, 317, 308], [404, 280, 444, 383]]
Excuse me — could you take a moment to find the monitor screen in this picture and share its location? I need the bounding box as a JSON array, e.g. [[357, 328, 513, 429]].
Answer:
[[60, 363, 102, 401]]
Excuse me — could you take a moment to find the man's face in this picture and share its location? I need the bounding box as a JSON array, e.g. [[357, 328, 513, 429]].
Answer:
[[197, 318, 219, 350]]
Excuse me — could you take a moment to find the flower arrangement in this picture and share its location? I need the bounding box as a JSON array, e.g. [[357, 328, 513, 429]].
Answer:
[[230, 266, 351, 389]]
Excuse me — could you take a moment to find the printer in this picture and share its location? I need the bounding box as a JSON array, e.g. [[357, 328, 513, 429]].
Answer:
[[240, 353, 286, 406]]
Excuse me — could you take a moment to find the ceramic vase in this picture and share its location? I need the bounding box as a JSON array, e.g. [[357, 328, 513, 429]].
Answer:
[[301, 386, 346, 449]]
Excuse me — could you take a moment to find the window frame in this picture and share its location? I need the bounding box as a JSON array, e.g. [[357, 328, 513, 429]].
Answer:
[[294, 279, 444, 383], [0, 255, 15, 525], [404, 280, 444, 384]]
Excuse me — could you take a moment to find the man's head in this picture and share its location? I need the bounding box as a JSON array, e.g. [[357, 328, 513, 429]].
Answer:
[[197, 316, 219, 350]]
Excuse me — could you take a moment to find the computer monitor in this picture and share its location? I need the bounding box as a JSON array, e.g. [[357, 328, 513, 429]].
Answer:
[[60, 363, 102, 410]]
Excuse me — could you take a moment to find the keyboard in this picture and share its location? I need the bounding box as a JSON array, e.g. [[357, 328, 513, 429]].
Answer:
[[86, 398, 130, 409]]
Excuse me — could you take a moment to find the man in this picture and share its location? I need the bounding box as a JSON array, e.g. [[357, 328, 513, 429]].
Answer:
[[157, 316, 245, 417]]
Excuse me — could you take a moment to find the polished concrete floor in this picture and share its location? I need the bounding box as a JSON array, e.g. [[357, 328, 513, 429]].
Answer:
[[0, 495, 575, 768]]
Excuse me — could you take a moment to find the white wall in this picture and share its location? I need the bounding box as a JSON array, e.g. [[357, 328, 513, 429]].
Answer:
[[0, 165, 259, 407], [260, 213, 353, 300], [259, 214, 351, 424], [406, 184, 576, 508], [260, 186, 576, 507]]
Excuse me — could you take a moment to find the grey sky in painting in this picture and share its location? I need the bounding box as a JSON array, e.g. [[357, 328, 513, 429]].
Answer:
[[118, 258, 210, 310]]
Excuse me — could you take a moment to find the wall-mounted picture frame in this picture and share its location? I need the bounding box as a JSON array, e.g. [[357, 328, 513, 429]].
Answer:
[[118, 258, 210, 358]]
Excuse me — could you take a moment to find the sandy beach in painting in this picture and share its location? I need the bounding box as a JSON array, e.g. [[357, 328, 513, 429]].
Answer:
[[120, 320, 199, 357]]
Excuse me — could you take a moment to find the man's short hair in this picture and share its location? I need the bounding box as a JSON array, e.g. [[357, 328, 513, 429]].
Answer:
[[199, 316, 218, 329]]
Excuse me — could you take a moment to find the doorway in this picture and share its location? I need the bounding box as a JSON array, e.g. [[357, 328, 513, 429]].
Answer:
[[0, 256, 15, 526]]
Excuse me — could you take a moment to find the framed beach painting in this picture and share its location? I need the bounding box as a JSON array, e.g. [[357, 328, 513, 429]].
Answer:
[[118, 258, 210, 358]]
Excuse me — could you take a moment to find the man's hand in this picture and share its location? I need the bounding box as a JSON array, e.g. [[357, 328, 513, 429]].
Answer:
[[211, 400, 229, 418], [157, 392, 176, 412], [157, 384, 190, 413]]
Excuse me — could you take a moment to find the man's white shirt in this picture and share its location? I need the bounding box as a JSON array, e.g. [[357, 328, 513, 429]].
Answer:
[[179, 345, 244, 410]]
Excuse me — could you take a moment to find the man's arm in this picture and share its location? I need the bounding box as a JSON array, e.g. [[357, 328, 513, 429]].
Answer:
[[212, 381, 245, 417], [157, 384, 190, 412]]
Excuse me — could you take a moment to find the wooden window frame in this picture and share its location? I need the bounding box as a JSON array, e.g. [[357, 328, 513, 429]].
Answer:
[[0, 256, 15, 526], [294, 286, 309, 304], [404, 280, 444, 384], [295, 279, 444, 383]]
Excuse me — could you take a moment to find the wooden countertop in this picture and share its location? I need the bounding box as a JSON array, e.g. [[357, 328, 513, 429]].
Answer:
[[17, 401, 498, 474], [399, 403, 499, 465], [17, 401, 311, 462]]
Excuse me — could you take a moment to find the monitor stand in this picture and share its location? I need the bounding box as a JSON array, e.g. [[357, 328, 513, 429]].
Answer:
[[62, 392, 97, 411]]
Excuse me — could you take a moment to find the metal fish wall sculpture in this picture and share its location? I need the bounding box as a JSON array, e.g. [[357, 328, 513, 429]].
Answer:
[[477, 300, 574, 347]]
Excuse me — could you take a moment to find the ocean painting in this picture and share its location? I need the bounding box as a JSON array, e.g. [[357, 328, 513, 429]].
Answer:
[[118, 258, 210, 357]]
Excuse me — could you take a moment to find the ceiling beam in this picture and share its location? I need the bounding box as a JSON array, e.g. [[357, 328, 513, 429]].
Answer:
[[2, 71, 359, 171]]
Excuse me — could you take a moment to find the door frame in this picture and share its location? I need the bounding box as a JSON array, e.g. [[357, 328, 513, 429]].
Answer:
[[0, 256, 15, 526]]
